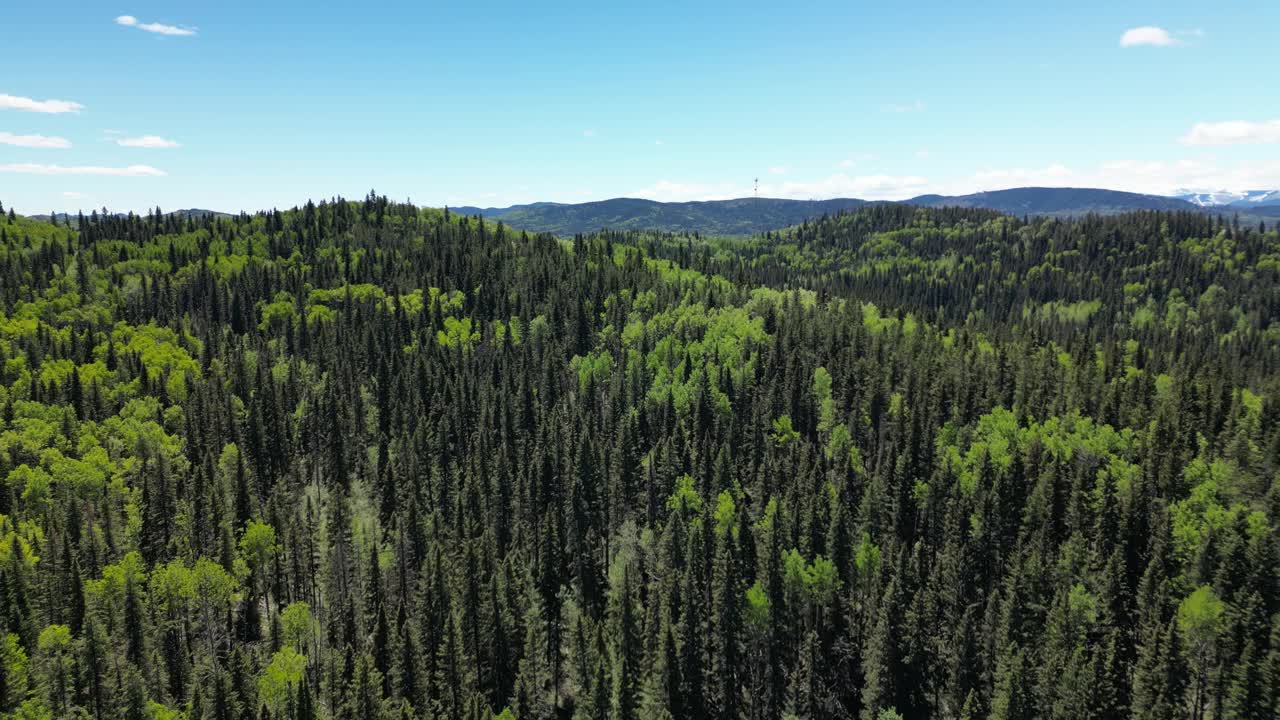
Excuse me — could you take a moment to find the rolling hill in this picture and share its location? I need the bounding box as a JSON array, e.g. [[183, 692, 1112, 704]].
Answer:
[[451, 196, 870, 235], [905, 187, 1200, 216], [23, 188, 1274, 237], [451, 187, 1218, 234]]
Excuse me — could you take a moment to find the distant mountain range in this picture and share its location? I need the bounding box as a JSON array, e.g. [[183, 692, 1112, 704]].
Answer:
[[20, 188, 1279, 236], [906, 187, 1198, 216], [454, 187, 1280, 235]]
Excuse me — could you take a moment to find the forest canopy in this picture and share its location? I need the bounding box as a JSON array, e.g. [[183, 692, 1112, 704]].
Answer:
[[0, 196, 1275, 720]]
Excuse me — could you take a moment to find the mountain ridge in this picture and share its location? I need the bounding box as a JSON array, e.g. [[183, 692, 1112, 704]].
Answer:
[[19, 187, 1278, 236], [449, 186, 1260, 235]]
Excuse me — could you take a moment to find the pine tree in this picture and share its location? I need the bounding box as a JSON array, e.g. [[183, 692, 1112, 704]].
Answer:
[[613, 567, 641, 720]]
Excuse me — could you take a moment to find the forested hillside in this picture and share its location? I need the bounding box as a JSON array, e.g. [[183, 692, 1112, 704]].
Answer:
[[446, 189, 1223, 236], [0, 195, 1276, 720], [903, 188, 1199, 217], [448, 198, 872, 236]]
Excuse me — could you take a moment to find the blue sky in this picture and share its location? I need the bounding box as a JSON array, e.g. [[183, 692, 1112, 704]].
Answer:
[[2, 1, 1278, 213]]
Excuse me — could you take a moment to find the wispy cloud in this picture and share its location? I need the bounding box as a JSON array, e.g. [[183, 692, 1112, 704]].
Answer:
[[1179, 119, 1280, 145], [630, 173, 928, 202], [57, 191, 107, 212], [838, 153, 876, 169], [0, 93, 84, 114], [883, 100, 926, 113], [1120, 26, 1176, 47], [951, 158, 1280, 197], [116, 135, 181, 149], [972, 164, 1073, 187], [582, 129, 596, 138], [628, 180, 745, 203], [0, 163, 166, 177], [768, 166, 790, 175], [774, 173, 929, 200], [0, 132, 72, 149], [116, 15, 196, 37], [1119, 26, 1202, 48]]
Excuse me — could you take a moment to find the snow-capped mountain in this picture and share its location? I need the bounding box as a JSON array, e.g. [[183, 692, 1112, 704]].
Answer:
[[1172, 189, 1280, 207]]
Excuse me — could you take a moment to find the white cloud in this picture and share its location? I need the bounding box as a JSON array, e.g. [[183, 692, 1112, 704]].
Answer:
[[116, 15, 196, 36], [57, 191, 105, 211], [1179, 119, 1280, 145], [654, 139, 664, 145], [628, 180, 747, 203], [116, 135, 181, 148], [630, 173, 929, 203], [838, 152, 877, 169], [582, 129, 596, 138], [1120, 26, 1176, 47], [1094, 158, 1280, 195], [972, 163, 1074, 187], [0, 163, 166, 177], [774, 173, 929, 200], [915, 149, 931, 159], [883, 100, 925, 113], [0, 132, 71, 149], [951, 158, 1280, 197], [768, 165, 790, 175], [0, 93, 84, 114]]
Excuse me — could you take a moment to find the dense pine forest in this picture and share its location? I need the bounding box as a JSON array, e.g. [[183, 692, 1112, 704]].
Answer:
[[0, 194, 1277, 720]]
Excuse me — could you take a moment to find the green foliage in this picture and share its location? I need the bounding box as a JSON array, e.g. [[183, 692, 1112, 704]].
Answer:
[[0, 197, 1275, 720], [939, 407, 1137, 497], [1178, 585, 1225, 641], [2, 633, 31, 699], [812, 366, 835, 433], [666, 474, 702, 515], [636, 301, 769, 417], [825, 422, 862, 473], [572, 350, 614, 393], [11, 699, 52, 720], [744, 581, 771, 627], [1168, 457, 1265, 571], [34, 625, 69, 654], [854, 532, 880, 577], [713, 490, 736, 538], [280, 601, 313, 650], [783, 549, 840, 606], [238, 520, 277, 575], [258, 646, 307, 714], [771, 415, 800, 445], [437, 315, 480, 350]]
